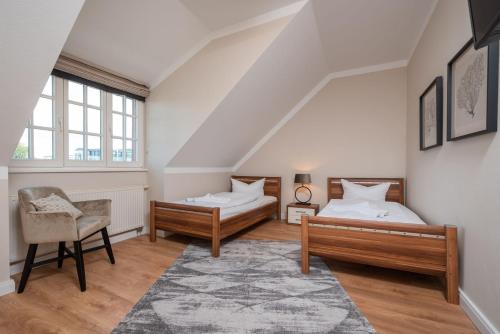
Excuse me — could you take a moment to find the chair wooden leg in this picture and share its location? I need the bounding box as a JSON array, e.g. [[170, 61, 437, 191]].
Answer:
[[18, 244, 38, 293], [101, 228, 115, 264], [73, 241, 86, 292], [57, 241, 65, 268]]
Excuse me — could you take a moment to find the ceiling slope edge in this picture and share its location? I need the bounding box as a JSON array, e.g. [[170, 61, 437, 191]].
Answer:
[[161, 59, 408, 174], [166, 1, 328, 168], [150, 0, 308, 88], [233, 60, 408, 171], [0, 0, 85, 165]]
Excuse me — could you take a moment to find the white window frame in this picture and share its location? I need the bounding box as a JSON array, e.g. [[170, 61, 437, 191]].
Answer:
[[10, 76, 64, 168], [106, 93, 144, 168], [63, 80, 106, 167], [10, 77, 144, 170]]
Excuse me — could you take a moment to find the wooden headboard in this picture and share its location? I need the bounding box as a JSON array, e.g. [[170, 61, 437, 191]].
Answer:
[[327, 177, 405, 204]]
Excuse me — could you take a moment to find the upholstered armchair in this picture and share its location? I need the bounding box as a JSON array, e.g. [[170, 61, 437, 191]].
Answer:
[[17, 187, 115, 293]]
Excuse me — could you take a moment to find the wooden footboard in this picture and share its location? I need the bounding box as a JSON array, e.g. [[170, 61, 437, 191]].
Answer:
[[150, 201, 221, 256], [150, 175, 281, 258], [301, 215, 459, 304]]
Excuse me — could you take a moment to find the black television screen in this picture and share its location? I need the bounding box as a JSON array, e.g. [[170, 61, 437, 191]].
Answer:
[[468, 0, 500, 49]]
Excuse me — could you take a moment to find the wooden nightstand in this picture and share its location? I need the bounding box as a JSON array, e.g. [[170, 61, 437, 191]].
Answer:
[[286, 203, 319, 224]]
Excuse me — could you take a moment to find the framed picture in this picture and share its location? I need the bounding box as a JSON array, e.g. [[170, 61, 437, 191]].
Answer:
[[447, 38, 499, 141], [420, 76, 443, 150]]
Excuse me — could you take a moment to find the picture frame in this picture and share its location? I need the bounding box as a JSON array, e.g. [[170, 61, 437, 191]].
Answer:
[[447, 38, 499, 141], [420, 76, 443, 150]]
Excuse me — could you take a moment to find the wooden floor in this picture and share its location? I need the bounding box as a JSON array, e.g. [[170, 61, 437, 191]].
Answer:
[[0, 220, 477, 334]]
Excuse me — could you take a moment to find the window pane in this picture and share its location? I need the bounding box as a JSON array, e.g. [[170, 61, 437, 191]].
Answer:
[[112, 94, 123, 112], [33, 129, 53, 160], [126, 98, 133, 115], [87, 135, 102, 161], [87, 86, 101, 107], [68, 133, 84, 160], [112, 139, 123, 161], [13, 129, 29, 160], [112, 113, 123, 137], [68, 81, 83, 103], [125, 140, 134, 162], [33, 97, 53, 128], [68, 104, 84, 131], [42, 76, 53, 96], [87, 108, 101, 134], [126, 116, 133, 138]]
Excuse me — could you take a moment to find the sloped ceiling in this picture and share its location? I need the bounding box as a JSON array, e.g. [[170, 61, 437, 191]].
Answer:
[[313, 0, 436, 72], [181, 0, 301, 30], [0, 0, 84, 165], [168, 1, 328, 167], [63, 0, 303, 86], [166, 0, 435, 168], [63, 0, 208, 85]]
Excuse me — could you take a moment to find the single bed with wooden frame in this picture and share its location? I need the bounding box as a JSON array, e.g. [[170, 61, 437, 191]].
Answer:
[[150, 176, 281, 257], [301, 177, 459, 304]]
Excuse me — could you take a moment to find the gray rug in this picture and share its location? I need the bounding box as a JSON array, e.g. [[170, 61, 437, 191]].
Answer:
[[113, 240, 375, 333]]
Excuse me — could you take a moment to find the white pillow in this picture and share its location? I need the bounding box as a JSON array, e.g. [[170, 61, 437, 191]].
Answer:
[[341, 179, 390, 202], [31, 193, 83, 219], [231, 178, 265, 197]]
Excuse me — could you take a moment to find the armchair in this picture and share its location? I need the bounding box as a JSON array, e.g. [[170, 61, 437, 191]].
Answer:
[[17, 187, 115, 293]]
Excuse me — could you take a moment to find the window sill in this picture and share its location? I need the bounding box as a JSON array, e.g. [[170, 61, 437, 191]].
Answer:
[[8, 167, 148, 174]]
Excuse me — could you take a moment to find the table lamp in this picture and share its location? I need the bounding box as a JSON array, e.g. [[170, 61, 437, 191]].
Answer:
[[294, 173, 312, 205]]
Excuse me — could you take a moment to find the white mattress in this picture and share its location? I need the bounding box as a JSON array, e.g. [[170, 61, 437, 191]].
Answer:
[[220, 195, 276, 219], [318, 199, 426, 225]]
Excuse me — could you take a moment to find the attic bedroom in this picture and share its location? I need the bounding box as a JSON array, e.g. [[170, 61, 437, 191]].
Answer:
[[0, 0, 499, 333]]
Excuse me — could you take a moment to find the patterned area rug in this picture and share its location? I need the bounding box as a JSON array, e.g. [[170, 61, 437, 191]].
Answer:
[[113, 240, 375, 333]]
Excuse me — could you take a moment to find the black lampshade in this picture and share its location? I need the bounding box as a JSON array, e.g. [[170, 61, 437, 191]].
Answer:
[[294, 173, 311, 184]]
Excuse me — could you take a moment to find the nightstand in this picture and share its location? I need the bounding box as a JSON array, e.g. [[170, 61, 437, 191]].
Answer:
[[286, 203, 319, 224]]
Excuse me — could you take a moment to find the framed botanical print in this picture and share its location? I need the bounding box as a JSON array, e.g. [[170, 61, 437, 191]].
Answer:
[[447, 38, 499, 141], [420, 76, 443, 150]]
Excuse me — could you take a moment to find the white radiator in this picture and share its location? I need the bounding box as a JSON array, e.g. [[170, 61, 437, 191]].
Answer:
[[9, 186, 146, 264]]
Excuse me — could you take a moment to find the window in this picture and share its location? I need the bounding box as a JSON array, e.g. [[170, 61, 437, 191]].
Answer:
[[12, 76, 62, 167], [11, 76, 144, 169], [64, 80, 104, 165], [110, 94, 139, 164]]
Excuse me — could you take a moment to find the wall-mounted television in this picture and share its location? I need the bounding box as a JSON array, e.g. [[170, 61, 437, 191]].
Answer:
[[468, 0, 500, 49]]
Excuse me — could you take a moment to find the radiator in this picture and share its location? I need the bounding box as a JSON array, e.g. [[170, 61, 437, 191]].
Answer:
[[9, 186, 146, 264]]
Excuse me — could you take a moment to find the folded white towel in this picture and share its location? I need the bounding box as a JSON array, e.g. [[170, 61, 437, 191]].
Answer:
[[186, 193, 231, 204]]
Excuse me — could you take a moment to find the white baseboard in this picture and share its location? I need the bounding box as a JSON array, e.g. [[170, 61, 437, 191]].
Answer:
[[460, 289, 499, 334], [0, 278, 15, 296], [10, 229, 143, 275]]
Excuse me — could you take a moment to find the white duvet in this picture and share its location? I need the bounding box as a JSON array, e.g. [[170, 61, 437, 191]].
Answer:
[[319, 199, 425, 225], [181, 192, 260, 209]]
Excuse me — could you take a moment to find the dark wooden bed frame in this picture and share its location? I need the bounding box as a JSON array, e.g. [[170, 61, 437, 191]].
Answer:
[[301, 177, 459, 304], [150, 176, 281, 257]]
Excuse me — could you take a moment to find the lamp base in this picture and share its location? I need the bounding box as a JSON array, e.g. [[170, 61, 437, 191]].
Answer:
[[295, 202, 311, 206], [295, 185, 312, 204]]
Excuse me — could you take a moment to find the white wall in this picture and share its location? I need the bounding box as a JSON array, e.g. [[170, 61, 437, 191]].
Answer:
[[9, 172, 148, 193], [0, 168, 14, 295], [406, 0, 500, 332], [163, 172, 231, 201], [237, 67, 407, 212]]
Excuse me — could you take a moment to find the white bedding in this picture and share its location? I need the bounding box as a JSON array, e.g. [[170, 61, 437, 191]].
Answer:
[[185, 192, 260, 208], [318, 199, 425, 225], [176, 195, 277, 219]]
